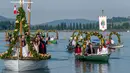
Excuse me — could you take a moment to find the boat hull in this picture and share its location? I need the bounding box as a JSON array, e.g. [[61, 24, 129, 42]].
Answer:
[[75, 54, 110, 62], [4, 59, 48, 71], [109, 44, 124, 48], [48, 40, 57, 44]]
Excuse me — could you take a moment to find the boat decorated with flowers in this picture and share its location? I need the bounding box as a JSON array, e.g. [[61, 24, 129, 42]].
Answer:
[[46, 30, 58, 44], [108, 31, 124, 48], [0, 0, 51, 71]]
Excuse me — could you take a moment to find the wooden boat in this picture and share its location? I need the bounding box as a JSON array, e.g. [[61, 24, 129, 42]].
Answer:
[[75, 54, 110, 62], [4, 59, 48, 71]]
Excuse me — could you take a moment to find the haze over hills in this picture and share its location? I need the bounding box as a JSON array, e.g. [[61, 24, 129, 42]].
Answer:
[[38, 19, 98, 26], [0, 16, 15, 22], [0, 15, 130, 25]]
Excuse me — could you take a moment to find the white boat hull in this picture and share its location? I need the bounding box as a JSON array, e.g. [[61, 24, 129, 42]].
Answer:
[[110, 44, 124, 48], [4, 59, 48, 71]]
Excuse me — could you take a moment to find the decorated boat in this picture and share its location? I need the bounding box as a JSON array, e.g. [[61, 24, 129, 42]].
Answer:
[[46, 30, 58, 44], [108, 32, 124, 48], [75, 54, 110, 62], [0, 1, 51, 71]]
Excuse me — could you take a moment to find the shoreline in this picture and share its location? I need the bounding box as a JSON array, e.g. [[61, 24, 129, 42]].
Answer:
[[0, 29, 129, 32]]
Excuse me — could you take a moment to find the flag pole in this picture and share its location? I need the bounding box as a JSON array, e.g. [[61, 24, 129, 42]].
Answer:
[[102, 10, 105, 38], [20, 0, 23, 58], [28, 0, 31, 35]]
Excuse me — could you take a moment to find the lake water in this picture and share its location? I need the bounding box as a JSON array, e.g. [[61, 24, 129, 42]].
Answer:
[[0, 32, 130, 73]]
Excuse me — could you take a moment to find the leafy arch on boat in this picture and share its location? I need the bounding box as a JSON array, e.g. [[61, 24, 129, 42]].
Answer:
[[86, 32, 104, 45], [76, 31, 88, 41], [46, 30, 58, 39], [109, 32, 121, 44], [71, 30, 81, 40], [0, 7, 51, 60], [34, 29, 45, 37]]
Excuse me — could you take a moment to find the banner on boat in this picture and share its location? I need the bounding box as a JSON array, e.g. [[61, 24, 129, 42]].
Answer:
[[99, 16, 107, 31]]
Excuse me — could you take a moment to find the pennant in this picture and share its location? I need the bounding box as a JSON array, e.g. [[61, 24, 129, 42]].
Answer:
[[14, 5, 17, 14], [13, 5, 19, 14]]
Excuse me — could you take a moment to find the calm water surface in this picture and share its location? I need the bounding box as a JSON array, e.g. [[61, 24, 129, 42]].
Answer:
[[0, 32, 130, 73]]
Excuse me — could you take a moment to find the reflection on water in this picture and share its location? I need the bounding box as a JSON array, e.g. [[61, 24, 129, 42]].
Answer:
[[75, 60, 110, 73], [1, 67, 50, 73]]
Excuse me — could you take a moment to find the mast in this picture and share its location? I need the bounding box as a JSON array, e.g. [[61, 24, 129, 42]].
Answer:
[[28, 0, 31, 35], [20, 0, 23, 57]]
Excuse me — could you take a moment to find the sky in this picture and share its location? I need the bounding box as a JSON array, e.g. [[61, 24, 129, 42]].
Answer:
[[0, 0, 130, 25]]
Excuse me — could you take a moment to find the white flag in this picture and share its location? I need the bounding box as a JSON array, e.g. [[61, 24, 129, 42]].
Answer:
[[99, 16, 107, 31]]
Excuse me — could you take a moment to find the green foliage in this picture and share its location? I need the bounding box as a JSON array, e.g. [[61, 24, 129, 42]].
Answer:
[[0, 7, 50, 60]]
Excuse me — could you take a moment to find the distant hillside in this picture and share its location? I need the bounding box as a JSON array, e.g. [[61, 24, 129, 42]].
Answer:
[[39, 19, 98, 26], [107, 17, 130, 23], [0, 16, 15, 22]]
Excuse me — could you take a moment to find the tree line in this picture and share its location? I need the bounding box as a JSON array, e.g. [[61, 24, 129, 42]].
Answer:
[[0, 21, 130, 30], [31, 22, 130, 30]]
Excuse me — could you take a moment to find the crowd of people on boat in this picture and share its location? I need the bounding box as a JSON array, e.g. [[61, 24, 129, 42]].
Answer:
[[7, 32, 57, 57], [74, 43, 109, 56], [68, 36, 111, 56]]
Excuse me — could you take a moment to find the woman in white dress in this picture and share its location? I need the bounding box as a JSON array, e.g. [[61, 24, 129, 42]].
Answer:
[[33, 38, 39, 53], [97, 45, 103, 54], [101, 44, 108, 54], [21, 35, 28, 57], [97, 44, 108, 55]]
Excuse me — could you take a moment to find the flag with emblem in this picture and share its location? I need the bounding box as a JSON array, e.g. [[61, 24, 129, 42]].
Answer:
[[99, 16, 107, 31]]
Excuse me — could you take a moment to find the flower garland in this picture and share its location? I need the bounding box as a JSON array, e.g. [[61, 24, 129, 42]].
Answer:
[[47, 30, 58, 40], [86, 32, 104, 45], [71, 30, 81, 40], [109, 32, 121, 44]]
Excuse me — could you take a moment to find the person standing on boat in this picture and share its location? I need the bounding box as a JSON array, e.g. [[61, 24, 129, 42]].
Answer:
[[86, 38, 90, 46], [101, 44, 108, 54], [72, 38, 76, 47], [97, 45, 103, 54], [110, 38, 114, 45], [75, 44, 82, 55], [33, 37, 39, 53], [87, 43, 95, 54], [22, 35, 29, 57], [38, 36, 47, 54], [50, 36, 54, 41]]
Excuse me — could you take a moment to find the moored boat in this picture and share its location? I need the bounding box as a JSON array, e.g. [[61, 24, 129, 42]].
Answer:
[[75, 54, 110, 62]]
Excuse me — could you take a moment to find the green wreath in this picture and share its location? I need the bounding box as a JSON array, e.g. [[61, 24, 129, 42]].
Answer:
[[86, 32, 104, 45], [109, 32, 121, 44], [71, 30, 81, 40], [46, 30, 58, 40]]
